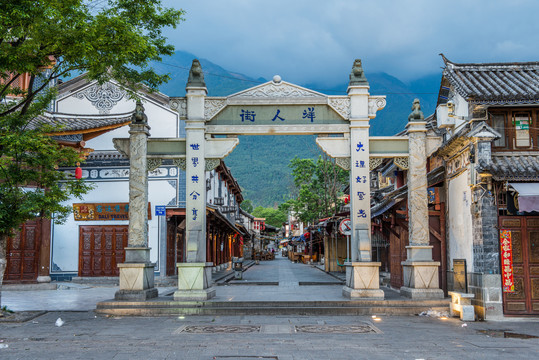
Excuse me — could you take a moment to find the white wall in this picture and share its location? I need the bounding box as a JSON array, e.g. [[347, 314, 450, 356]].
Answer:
[[56, 81, 179, 151], [447, 170, 473, 270], [451, 92, 469, 133], [51, 179, 176, 273], [84, 100, 179, 150]]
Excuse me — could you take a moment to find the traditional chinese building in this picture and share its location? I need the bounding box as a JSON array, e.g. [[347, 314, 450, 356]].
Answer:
[[435, 56, 539, 317], [371, 56, 539, 318], [4, 75, 249, 284]]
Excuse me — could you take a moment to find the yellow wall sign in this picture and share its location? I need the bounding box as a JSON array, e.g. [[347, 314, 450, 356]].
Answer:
[[73, 203, 152, 221]]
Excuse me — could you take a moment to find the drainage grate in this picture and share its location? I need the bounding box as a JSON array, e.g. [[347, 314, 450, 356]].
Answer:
[[213, 357, 278, 360], [477, 330, 539, 339], [175, 324, 381, 334], [177, 325, 261, 334], [295, 324, 381, 334]]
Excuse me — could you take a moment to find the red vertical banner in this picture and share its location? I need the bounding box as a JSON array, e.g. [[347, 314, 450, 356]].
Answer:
[[500, 229, 515, 293]]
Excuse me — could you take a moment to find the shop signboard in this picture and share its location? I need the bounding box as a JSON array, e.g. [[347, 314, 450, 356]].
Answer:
[[73, 202, 151, 221]]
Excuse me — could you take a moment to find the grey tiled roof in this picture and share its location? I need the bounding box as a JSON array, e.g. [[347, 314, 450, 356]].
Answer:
[[29, 112, 132, 133], [442, 55, 539, 103], [86, 151, 127, 161], [487, 154, 539, 181]]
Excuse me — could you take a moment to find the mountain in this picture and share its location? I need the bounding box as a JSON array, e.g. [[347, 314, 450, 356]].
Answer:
[[154, 51, 264, 96], [154, 52, 441, 207]]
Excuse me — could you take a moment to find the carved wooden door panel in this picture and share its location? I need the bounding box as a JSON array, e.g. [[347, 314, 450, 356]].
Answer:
[[500, 216, 539, 315], [526, 218, 539, 314], [79, 225, 128, 277], [4, 220, 40, 283]]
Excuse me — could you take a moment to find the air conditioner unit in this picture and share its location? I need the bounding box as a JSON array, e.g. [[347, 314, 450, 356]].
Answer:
[[436, 104, 455, 128]]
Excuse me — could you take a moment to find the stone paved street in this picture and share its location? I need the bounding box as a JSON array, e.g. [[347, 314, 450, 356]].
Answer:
[[2, 257, 539, 359], [1, 311, 539, 359]]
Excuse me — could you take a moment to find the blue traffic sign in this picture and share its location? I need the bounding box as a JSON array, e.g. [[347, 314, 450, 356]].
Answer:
[[155, 206, 166, 216]]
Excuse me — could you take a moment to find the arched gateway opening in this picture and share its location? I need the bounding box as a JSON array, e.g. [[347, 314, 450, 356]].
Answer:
[[112, 60, 443, 302]]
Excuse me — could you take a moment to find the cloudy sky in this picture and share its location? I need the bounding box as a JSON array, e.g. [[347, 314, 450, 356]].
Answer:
[[165, 0, 539, 85]]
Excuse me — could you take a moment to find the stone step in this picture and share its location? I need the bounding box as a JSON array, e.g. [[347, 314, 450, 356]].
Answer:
[[96, 299, 450, 316]]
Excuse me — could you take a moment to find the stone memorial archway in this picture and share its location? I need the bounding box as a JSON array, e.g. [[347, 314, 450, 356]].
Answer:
[[114, 59, 443, 302]]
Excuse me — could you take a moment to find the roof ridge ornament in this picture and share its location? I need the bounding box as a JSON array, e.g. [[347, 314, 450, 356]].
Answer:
[[408, 98, 424, 122], [186, 59, 206, 88], [349, 59, 368, 86]]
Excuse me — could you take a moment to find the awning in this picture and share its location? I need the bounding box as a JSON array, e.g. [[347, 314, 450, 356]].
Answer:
[[510, 183, 539, 212], [371, 200, 396, 218]]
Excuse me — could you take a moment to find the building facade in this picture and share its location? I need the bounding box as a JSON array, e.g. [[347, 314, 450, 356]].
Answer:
[[371, 56, 539, 318], [4, 75, 249, 283]]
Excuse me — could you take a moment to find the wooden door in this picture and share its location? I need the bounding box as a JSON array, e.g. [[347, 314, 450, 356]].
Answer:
[[79, 225, 128, 277], [166, 217, 176, 276], [389, 223, 407, 289], [429, 209, 445, 294], [4, 220, 40, 283], [500, 216, 539, 315]]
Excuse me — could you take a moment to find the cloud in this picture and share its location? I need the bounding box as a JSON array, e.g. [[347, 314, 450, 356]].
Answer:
[[165, 0, 539, 84]]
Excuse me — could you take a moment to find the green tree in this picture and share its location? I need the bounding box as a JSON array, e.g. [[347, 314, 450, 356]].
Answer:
[[252, 206, 288, 228], [240, 199, 254, 214], [0, 0, 184, 307], [286, 155, 348, 224]]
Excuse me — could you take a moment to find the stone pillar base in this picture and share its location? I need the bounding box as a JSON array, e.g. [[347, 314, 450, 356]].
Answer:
[[343, 286, 384, 299], [115, 288, 159, 301], [401, 260, 444, 299], [173, 288, 216, 301], [342, 262, 384, 299], [174, 262, 215, 301], [115, 262, 157, 300]]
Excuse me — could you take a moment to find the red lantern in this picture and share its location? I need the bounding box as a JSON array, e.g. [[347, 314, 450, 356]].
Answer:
[[75, 163, 82, 180], [344, 194, 350, 204]]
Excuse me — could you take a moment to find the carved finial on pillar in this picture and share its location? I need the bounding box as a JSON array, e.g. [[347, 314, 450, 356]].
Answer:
[[408, 98, 424, 122], [187, 59, 206, 88], [349, 59, 369, 86], [132, 101, 148, 124]]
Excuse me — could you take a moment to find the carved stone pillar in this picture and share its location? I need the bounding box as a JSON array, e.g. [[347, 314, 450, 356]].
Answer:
[[343, 59, 383, 299], [174, 59, 215, 300], [115, 102, 158, 300], [401, 99, 443, 299]]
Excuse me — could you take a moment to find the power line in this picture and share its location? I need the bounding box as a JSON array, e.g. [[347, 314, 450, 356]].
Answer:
[[158, 61, 438, 95]]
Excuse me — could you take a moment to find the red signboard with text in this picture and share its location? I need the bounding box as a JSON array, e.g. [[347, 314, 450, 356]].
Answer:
[[500, 229, 515, 293]]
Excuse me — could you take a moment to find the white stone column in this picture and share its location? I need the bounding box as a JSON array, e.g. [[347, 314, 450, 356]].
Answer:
[[115, 102, 158, 300], [174, 59, 215, 300], [342, 60, 383, 299], [401, 99, 443, 299]]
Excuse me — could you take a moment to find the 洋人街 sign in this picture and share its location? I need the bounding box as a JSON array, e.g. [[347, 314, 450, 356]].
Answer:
[[207, 105, 347, 126], [500, 229, 515, 293], [73, 203, 152, 221]]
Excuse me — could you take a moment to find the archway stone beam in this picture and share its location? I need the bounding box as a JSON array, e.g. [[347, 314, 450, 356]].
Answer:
[[113, 137, 239, 160], [316, 136, 410, 159]]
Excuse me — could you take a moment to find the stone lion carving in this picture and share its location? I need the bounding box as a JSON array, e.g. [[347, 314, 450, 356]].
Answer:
[[349, 59, 368, 85], [132, 101, 148, 124], [408, 98, 424, 122], [187, 59, 206, 87]]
